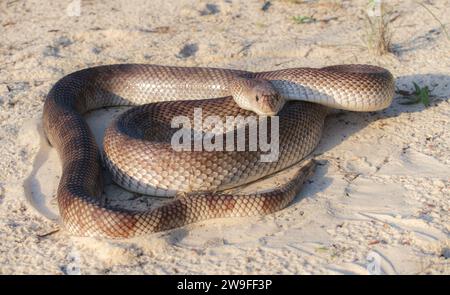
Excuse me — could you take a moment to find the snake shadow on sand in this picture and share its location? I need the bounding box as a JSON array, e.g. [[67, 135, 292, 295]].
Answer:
[[285, 73, 449, 204]]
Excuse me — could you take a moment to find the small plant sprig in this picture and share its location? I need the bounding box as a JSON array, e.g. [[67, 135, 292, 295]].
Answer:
[[397, 82, 433, 106], [292, 15, 316, 24]]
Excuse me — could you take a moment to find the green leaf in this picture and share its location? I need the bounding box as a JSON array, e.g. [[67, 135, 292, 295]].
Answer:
[[412, 82, 421, 94], [292, 15, 315, 24], [399, 82, 433, 107], [420, 86, 430, 106], [315, 246, 329, 253]]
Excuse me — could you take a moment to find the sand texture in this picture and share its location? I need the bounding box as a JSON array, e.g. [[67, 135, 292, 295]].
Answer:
[[0, 0, 449, 274]]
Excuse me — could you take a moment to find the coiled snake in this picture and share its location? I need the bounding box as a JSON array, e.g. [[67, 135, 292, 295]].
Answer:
[[43, 64, 394, 238]]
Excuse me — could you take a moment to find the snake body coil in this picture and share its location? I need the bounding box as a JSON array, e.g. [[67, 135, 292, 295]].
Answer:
[[43, 64, 394, 238]]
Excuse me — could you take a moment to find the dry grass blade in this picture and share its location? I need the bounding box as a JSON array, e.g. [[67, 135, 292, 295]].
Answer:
[[364, 1, 393, 56], [415, 1, 450, 41]]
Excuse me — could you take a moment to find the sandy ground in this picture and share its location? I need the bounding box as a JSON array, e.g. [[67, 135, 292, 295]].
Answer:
[[0, 0, 449, 274]]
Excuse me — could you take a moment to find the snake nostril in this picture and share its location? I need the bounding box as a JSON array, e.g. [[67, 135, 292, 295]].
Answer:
[[255, 95, 260, 102]]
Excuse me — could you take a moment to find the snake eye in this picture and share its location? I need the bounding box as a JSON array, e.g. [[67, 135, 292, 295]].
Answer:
[[255, 95, 260, 102]]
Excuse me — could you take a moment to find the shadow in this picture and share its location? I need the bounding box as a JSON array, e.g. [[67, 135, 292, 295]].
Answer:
[[290, 73, 449, 203], [291, 160, 333, 205], [392, 28, 444, 56], [387, 73, 450, 113], [162, 227, 190, 245], [22, 119, 60, 221], [317, 73, 449, 153]]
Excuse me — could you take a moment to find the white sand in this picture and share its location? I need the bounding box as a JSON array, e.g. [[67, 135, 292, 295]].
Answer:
[[0, 0, 449, 274]]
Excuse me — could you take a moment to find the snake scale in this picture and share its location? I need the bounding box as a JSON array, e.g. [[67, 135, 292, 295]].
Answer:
[[43, 64, 395, 238]]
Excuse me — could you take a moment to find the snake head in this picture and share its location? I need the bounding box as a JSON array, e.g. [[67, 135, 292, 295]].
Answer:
[[230, 77, 285, 116]]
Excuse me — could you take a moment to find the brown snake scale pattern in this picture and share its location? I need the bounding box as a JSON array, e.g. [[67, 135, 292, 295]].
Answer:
[[43, 64, 394, 238]]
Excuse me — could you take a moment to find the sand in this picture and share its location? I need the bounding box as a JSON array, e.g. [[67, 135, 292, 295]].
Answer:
[[0, 0, 449, 274]]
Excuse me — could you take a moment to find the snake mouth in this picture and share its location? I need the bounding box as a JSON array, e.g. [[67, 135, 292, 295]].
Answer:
[[254, 110, 278, 116]]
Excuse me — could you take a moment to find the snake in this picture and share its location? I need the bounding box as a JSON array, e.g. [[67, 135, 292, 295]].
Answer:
[[42, 64, 395, 238]]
